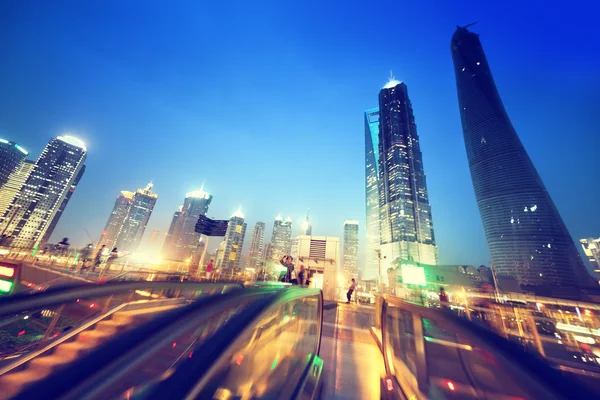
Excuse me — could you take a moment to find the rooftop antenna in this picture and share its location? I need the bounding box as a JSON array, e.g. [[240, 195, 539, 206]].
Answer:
[[389, 69, 395, 81], [459, 21, 478, 29]]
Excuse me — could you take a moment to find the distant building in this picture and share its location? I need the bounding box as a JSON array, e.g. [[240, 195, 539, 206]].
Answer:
[[342, 221, 359, 278], [162, 205, 183, 259], [299, 210, 312, 236], [0, 138, 28, 191], [216, 208, 247, 273], [0, 136, 86, 249], [290, 237, 299, 260], [0, 160, 34, 217], [97, 191, 135, 252], [451, 26, 591, 294], [270, 215, 292, 262], [364, 108, 381, 282], [580, 238, 600, 280], [263, 242, 273, 262], [297, 235, 340, 301], [147, 229, 160, 247], [246, 221, 266, 270]]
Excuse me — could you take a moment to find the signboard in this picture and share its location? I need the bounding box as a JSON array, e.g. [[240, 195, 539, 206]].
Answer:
[[401, 263, 426, 287], [195, 215, 229, 237]]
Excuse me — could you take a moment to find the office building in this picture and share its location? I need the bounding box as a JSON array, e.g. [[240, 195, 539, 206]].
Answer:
[[343, 220, 359, 278], [114, 183, 158, 252], [0, 138, 29, 191], [451, 26, 591, 293], [580, 238, 600, 281], [377, 76, 438, 268], [300, 210, 312, 236], [97, 191, 135, 252], [162, 205, 183, 259], [0, 160, 34, 217], [364, 108, 381, 282], [216, 207, 247, 273], [297, 235, 340, 301], [0, 136, 86, 249], [246, 221, 266, 270], [270, 215, 292, 262]]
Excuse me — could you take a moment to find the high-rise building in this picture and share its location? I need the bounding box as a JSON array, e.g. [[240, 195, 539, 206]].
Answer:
[[451, 26, 591, 293], [377, 77, 438, 268], [246, 221, 266, 269], [300, 210, 312, 236], [174, 189, 213, 261], [216, 207, 247, 273], [162, 205, 183, 259], [0, 138, 29, 191], [364, 108, 381, 281], [113, 183, 158, 252], [343, 220, 359, 277], [97, 191, 135, 251], [263, 242, 273, 262], [270, 215, 292, 262], [0, 136, 86, 249], [580, 238, 600, 281], [0, 160, 34, 217]]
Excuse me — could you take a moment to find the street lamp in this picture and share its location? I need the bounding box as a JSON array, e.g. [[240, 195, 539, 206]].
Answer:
[[375, 249, 386, 293]]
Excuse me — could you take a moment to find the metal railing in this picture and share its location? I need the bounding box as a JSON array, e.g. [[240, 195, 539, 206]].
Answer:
[[375, 294, 597, 400]]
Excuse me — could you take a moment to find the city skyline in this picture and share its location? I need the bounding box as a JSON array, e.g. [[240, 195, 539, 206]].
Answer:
[[0, 2, 597, 270]]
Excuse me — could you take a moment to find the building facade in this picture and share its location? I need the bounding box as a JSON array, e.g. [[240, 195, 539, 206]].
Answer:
[[580, 238, 600, 281], [343, 220, 359, 278], [270, 215, 292, 262], [162, 206, 183, 259], [296, 235, 340, 301], [113, 183, 158, 252], [364, 108, 381, 282], [0, 160, 34, 217], [0, 136, 86, 249], [377, 78, 438, 267], [246, 221, 266, 270], [97, 191, 135, 251], [0, 138, 28, 191], [216, 208, 247, 273], [451, 26, 591, 294]]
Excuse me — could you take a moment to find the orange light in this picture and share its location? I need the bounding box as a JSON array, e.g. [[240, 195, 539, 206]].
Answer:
[[386, 378, 393, 391], [89, 303, 96, 308], [447, 381, 456, 391], [235, 354, 244, 365], [0, 266, 15, 278]]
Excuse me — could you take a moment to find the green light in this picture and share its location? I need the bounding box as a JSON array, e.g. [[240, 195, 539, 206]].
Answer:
[[0, 279, 13, 293], [31, 246, 39, 257], [74, 253, 80, 261], [271, 359, 277, 370]]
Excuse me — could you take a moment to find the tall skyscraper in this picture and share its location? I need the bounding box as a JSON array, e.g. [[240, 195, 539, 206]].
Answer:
[[113, 183, 158, 252], [175, 189, 213, 261], [0, 160, 34, 217], [343, 220, 359, 277], [364, 108, 381, 281], [377, 77, 438, 267], [0, 138, 28, 190], [580, 238, 600, 281], [216, 208, 247, 273], [300, 210, 312, 236], [246, 221, 266, 269], [270, 215, 292, 262], [97, 191, 135, 251], [0, 136, 86, 249], [162, 205, 183, 259], [451, 26, 591, 293]]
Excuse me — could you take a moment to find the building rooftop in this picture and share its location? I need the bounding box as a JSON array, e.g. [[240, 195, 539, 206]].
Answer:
[[232, 206, 245, 219], [57, 135, 87, 151]]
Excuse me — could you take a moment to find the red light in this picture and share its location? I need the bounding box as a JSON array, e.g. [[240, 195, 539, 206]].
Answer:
[[77, 299, 80, 302], [172, 342, 177, 348], [18, 330, 25, 336], [0, 266, 15, 278], [89, 303, 96, 308], [188, 352, 193, 358], [52, 333, 59, 338], [235, 354, 244, 365], [447, 381, 456, 391], [386, 378, 393, 392]]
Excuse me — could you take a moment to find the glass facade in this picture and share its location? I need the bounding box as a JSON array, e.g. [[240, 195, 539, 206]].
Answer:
[[97, 191, 135, 252], [364, 108, 381, 281], [451, 26, 591, 293], [216, 210, 247, 273], [0, 160, 34, 217], [113, 183, 158, 252], [342, 220, 359, 278], [270, 215, 292, 262], [246, 221, 266, 270], [377, 81, 438, 267], [0, 136, 86, 249], [0, 139, 28, 191]]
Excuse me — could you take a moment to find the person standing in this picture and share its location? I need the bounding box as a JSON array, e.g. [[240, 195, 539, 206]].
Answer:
[[205, 259, 214, 280], [297, 264, 307, 286], [347, 279, 356, 304], [280, 255, 295, 283]]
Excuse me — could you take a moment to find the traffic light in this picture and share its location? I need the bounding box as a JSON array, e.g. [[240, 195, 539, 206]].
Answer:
[[0, 261, 19, 295]]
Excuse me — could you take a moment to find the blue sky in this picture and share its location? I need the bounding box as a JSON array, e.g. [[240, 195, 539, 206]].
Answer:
[[0, 0, 598, 267]]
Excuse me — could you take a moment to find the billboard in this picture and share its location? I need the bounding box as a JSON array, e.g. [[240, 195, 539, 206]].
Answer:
[[401, 263, 426, 287], [195, 215, 229, 237]]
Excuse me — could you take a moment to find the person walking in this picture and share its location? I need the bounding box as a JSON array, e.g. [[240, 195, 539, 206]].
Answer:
[[205, 259, 214, 280], [297, 264, 307, 286], [93, 245, 105, 273], [347, 278, 356, 304]]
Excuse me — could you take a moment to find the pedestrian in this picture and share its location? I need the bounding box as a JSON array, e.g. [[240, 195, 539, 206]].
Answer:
[[347, 278, 356, 303], [205, 259, 214, 280], [297, 264, 307, 286], [93, 245, 105, 273], [439, 287, 449, 309], [104, 247, 118, 274], [280, 255, 295, 283]]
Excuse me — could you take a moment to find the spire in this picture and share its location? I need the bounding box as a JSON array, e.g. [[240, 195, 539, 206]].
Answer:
[[383, 70, 402, 89], [232, 205, 245, 219]]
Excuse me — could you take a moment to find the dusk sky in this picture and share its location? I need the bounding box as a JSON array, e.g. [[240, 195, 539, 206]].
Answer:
[[1, 1, 598, 267]]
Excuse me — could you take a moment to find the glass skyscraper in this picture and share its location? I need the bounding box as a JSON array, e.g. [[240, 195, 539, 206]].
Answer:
[[377, 78, 438, 267], [0, 138, 28, 191], [342, 220, 359, 278], [269, 215, 292, 262], [451, 26, 591, 294], [0, 160, 34, 217], [113, 183, 158, 252], [216, 208, 247, 273], [246, 221, 266, 270], [97, 190, 135, 252], [364, 108, 381, 281], [0, 136, 86, 249]]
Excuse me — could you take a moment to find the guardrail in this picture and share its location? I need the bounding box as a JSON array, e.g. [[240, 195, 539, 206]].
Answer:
[[374, 294, 597, 400]]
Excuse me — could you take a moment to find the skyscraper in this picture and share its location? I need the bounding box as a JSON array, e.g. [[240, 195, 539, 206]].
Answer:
[[580, 238, 600, 281], [451, 26, 591, 293], [97, 191, 135, 251], [343, 220, 359, 277], [364, 108, 381, 281], [300, 210, 312, 236], [0, 138, 28, 190], [0, 160, 34, 217], [246, 221, 266, 269], [377, 77, 438, 267], [0, 136, 86, 249], [162, 205, 183, 259], [216, 208, 247, 273], [114, 183, 158, 252], [170, 188, 213, 261], [270, 215, 292, 262]]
